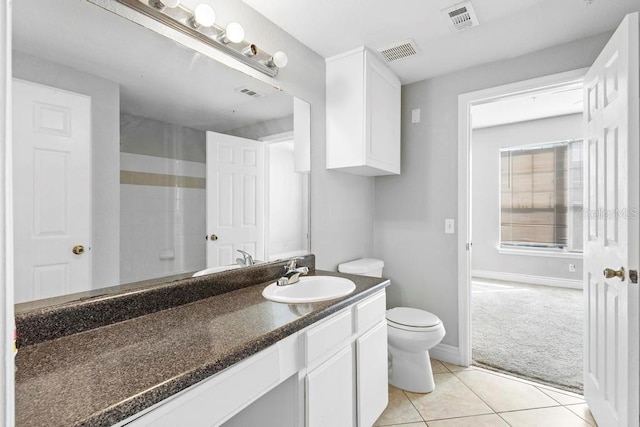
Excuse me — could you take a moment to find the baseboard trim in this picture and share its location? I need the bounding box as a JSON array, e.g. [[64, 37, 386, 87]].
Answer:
[[472, 270, 583, 290], [430, 344, 461, 366]]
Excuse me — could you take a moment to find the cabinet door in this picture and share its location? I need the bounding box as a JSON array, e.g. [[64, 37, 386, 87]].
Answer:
[[356, 321, 388, 427], [306, 346, 354, 427], [366, 56, 401, 175]]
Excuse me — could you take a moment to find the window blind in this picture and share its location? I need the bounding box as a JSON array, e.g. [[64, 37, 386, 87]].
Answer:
[[500, 140, 583, 250]]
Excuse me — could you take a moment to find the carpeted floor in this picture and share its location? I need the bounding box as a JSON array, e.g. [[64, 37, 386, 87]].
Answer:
[[471, 279, 583, 393]]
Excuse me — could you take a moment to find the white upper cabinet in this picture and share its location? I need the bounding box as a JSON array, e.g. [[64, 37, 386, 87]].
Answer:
[[326, 47, 401, 176]]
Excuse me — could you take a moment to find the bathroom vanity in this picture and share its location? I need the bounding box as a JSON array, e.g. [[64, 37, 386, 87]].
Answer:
[[15, 256, 390, 426]]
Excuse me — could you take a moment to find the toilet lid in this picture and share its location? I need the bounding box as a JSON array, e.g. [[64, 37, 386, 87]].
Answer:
[[386, 307, 440, 328]]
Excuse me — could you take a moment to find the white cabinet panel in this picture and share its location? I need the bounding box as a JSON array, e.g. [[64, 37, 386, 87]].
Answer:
[[356, 321, 389, 427], [326, 47, 401, 176], [306, 346, 354, 427]]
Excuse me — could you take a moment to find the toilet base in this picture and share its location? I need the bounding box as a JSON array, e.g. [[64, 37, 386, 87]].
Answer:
[[388, 346, 435, 393]]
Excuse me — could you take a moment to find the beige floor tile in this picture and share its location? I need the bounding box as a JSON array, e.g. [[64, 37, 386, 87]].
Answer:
[[565, 403, 597, 426], [538, 388, 585, 406], [375, 385, 423, 426], [405, 373, 493, 421], [455, 370, 559, 412], [431, 359, 449, 374], [472, 367, 585, 401], [427, 414, 509, 426], [499, 406, 592, 427], [382, 423, 426, 427]]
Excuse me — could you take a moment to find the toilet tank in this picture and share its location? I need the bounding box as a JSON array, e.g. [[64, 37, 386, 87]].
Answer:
[[338, 258, 384, 278]]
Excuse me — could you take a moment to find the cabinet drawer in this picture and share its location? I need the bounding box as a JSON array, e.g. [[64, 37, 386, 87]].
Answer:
[[354, 291, 386, 333], [305, 309, 352, 365]]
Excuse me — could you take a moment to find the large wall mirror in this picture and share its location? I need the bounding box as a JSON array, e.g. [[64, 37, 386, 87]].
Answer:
[[12, 0, 311, 309]]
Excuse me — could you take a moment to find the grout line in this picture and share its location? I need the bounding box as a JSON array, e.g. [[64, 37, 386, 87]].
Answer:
[[563, 403, 597, 426], [401, 388, 429, 423], [496, 411, 514, 426]]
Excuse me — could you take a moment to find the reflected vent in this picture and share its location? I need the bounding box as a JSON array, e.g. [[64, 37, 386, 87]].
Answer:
[[443, 2, 479, 31], [377, 39, 418, 63], [235, 87, 266, 98]]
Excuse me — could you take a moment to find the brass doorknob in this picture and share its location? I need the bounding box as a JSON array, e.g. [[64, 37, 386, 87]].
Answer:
[[604, 267, 625, 280], [209, 234, 218, 241], [72, 245, 85, 255]]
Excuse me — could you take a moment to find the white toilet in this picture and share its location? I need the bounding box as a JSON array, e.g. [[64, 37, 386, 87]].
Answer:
[[338, 258, 446, 394], [386, 307, 445, 393]]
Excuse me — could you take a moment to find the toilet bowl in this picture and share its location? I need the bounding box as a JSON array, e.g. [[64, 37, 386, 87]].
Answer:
[[337, 258, 446, 393], [386, 307, 445, 393]]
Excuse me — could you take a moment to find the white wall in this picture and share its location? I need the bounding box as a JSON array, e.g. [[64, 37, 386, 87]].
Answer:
[[472, 114, 584, 282], [120, 153, 206, 283], [374, 32, 612, 348], [12, 51, 120, 290]]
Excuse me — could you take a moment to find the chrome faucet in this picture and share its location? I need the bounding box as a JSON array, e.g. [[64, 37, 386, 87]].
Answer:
[[236, 250, 255, 267], [277, 258, 309, 286]]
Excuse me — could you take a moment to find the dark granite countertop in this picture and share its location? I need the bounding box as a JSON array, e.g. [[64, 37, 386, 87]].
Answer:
[[15, 270, 389, 427]]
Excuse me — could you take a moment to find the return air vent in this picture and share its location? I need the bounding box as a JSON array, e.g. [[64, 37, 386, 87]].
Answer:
[[443, 2, 479, 31], [235, 86, 266, 98], [376, 39, 419, 63]]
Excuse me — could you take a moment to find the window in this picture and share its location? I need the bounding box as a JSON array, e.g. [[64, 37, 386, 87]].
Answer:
[[500, 140, 583, 252]]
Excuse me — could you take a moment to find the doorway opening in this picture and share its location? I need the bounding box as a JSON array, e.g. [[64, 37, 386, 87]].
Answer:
[[457, 69, 587, 393]]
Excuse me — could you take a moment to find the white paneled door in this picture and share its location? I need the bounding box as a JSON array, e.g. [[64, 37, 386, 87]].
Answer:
[[206, 132, 264, 267], [12, 79, 92, 303], [583, 13, 639, 427]]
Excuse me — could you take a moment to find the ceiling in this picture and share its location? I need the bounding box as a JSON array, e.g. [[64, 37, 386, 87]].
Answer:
[[12, 0, 293, 132], [242, 0, 640, 84]]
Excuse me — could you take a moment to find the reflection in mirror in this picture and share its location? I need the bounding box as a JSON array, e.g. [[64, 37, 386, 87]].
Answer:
[[12, 0, 310, 308]]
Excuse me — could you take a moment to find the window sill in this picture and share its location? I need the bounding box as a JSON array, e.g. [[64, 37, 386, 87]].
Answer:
[[497, 247, 583, 259]]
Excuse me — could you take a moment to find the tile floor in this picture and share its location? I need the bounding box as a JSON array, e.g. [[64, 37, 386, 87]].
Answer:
[[375, 360, 597, 427]]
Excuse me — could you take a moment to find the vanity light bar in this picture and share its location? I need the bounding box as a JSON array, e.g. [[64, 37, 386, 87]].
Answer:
[[116, 0, 287, 77]]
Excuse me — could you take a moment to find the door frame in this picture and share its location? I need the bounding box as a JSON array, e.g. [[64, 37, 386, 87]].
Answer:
[[457, 67, 588, 366], [0, 0, 13, 424]]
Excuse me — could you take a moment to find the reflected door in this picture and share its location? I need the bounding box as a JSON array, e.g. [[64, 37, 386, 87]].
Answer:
[[583, 12, 639, 427], [206, 132, 264, 267], [12, 79, 92, 303]]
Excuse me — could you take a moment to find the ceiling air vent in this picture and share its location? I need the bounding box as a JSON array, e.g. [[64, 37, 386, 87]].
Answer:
[[376, 39, 419, 63], [443, 2, 479, 31], [235, 86, 266, 98]]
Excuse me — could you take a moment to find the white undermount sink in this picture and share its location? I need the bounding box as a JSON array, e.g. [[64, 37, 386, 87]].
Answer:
[[262, 275, 356, 303]]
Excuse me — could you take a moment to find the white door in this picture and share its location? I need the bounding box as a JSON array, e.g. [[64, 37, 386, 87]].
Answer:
[[206, 131, 264, 267], [12, 79, 92, 303], [583, 12, 639, 427]]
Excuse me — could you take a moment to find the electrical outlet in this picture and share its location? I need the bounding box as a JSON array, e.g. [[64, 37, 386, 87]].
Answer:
[[445, 218, 455, 234], [569, 264, 576, 273]]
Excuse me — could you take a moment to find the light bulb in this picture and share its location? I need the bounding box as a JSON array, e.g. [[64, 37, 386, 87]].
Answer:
[[225, 22, 245, 43], [191, 4, 215, 28], [270, 51, 288, 68]]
